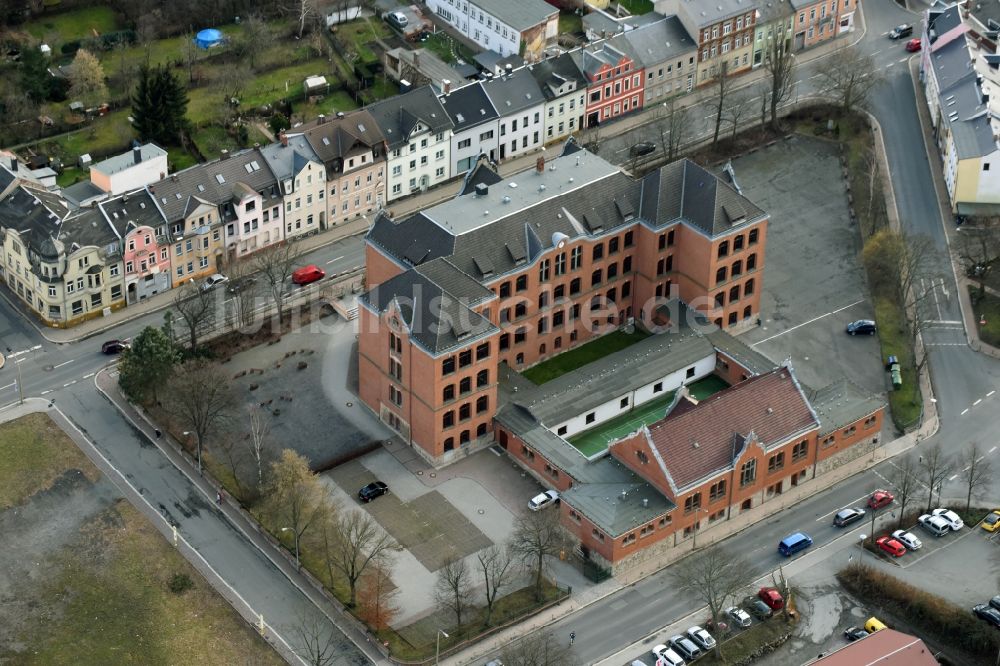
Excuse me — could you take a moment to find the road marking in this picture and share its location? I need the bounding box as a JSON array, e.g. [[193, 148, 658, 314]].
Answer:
[[898, 58, 909, 63], [871, 49, 882, 56], [991, 446, 998, 454], [751, 299, 865, 347], [0, 382, 14, 391], [53, 359, 74, 369], [83, 372, 95, 379], [40, 390, 51, 395], [989, 391, 996, 397], [926, 343, 967, 346], [7, 344, 42, 358], [326, 255, 345, 265], [925, 320, 962, 325], [949, 474, 958, 481], [974, 399, 982, 406], [816, 492, 872, 521], [962, 408, 970, 415], [62, 381, 76, 387]]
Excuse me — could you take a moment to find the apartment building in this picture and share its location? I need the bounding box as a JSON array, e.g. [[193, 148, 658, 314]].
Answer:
[[574, 42, 645, 127], [424, 0, 558, 61], [753, 0, 794, 67], [99, 189, 172, 304], [260, 133, 325, 241], [439, 81, 501, 175], [359, 140, 769, 463], [368, 86, 454, 202], [483, 67, 547, 160], [528, 52, 588, 145], [790, 0, 848, 50], [298, 110, 388, 224], [619, 16, 698, 103], [660, 0, 757, 84]]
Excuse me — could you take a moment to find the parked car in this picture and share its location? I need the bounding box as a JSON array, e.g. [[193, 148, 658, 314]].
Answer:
[[227, 275, 256, 294], [101, 339, 130, 354], [981, 510, 1000, 532], [201, 273, 229, 292], [758, 587, 785, 610], [891, 529, 922, 550], [630, 141, 656, 157], [385, 11, 408, 29], [905, 38, 922, 52], [868, 489, 895, 509], [846, 319, 877, 335], [876, 535, 907, 557], [528, 489, 559, 511], [990, 595, 1000, 612], [974, 604, 1000, 628], [888, 24, 913, 39], [745, 597, 773, 620], [918, 513, 951, 537], [292, 264, 326, 285], [932, 508, 964, 530], [726, 606, 752, 629], [844, 626, 869, 641], [668, 635, 701, 661], [651, 644, 685, 666], [686, 625, 716, 651], [358, 481, 389, 502], [865, 617, 888, 633], [834, 507, 866, 527]]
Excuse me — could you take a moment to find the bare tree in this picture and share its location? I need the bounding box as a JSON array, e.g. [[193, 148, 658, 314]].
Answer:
[[712, 61, 730, 146], [253, 242, 302, 327], [961, 442, 992, 512], [224, 257, 258, 327], [245, 404, 273, 492], [656, 96, 690, 163], [816, 45, 885, 114], [955, 220, 1000, 303], [724, 91, 753, 143], [888, 453, 923, 528], [235, 14, 270, 70], [173, 280, 213, 351], [918, 443, 954, 511], [668, 545, 753, 655], [288, 611, 342, 666], [163, 359, 236, 474], [266, 449, 331, 567], [756, 82, 771, 134], [181, 29, 200, 84], [477, 543, 515, 626], [355, 558, 399, 630], [509, 509, 567, 602], [294, 0, 319, 38], [434, 556, 474, 628], [762, 28, 796, 130], [322, 509, 399, 607], [499, 630, 571, 666], [215, 433, 248, 497]]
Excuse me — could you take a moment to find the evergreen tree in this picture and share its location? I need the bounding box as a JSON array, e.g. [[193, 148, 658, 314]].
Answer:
[[131, 64, 189, 145], [118, 325, 180, 403], [20, 46, 55, 103]]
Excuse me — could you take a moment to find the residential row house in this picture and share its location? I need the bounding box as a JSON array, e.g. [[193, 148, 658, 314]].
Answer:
[[528, 52, 588, 144], [663, 0, 758, 84], [99, 189, 172, 304], [573, 42, 645, 127], [424, 0, 558, 61], [359, 140, 768, 464], [440, 80, 502, 174], [483, 67, 547, 160], [618, 16, 698, 104], [789, 0, 854, 50], [260, 133, 326, 241], [752, 0, 794, 68]]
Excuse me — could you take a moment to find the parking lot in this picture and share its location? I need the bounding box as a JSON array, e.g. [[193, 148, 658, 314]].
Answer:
[[729, 137, 887, 402]]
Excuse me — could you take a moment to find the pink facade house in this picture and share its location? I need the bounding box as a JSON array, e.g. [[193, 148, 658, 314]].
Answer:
[[99, 189, 172, 303]]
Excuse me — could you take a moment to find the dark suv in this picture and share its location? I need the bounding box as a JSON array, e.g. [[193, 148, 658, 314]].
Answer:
[[889, 24, 913, 39], [358, 481, 389, 502]]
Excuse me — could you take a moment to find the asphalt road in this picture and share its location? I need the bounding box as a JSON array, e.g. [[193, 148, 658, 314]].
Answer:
[[3, 2, 1000, 663]]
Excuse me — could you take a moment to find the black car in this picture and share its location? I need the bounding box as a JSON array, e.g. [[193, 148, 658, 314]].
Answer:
[[833, 507, 866, 527], [973, 604, 1000, 628], [745, 597, 773, 621], [990, 595, 1000, 612], [846, 319, 877, 335], [101, 339, 130, 354], [358, 481, 389, 502], [630, 141, 656, 157], [844, 626, 869, 641], [888, 24, 913, 39]]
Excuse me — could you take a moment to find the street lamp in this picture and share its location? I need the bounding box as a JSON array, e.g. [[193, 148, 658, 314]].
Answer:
[[435, 629, 449, 665], [5, 347, 23, 405], [858, 534, 867, 562], [181, 430, 202, 475], [280, 527, 300, 569]]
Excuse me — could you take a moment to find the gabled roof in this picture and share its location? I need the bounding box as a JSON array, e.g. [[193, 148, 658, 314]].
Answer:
[[645, 366, 819, 492], [806, 628, 937, 666], [468, 0, 557, 32], [259, 134, 322, 183], [616, 16, 696, 69], [676, 0, 753, 27], [574, 43, 631, 78], [367, 85, 453, 150], [0, 185, 68, 252], [98, 189, 166, 238], [60, 207, 120, 249], [928, 3, 964, 43], [527, 52, 586, 101], [482, 68, 545, 115], [439, 81, 499, 132], [297, 109, 386, 165], [931, 40, 998, 159]]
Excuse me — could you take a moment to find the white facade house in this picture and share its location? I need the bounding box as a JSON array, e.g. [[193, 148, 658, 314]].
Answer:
[[424, 0, 558, 60], [439, 81, 501, 175], [89, 144, 169, 195], [368, 86, 455, 202], [529, 53, 587, 145], [483, 68, 547, 162], [260, 133, 326, 241]]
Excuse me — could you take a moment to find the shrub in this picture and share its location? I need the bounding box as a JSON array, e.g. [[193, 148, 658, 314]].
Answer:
[[168, 572, 194, 594]]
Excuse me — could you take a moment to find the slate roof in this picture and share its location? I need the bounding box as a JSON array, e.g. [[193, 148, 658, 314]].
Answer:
[[98, 189, 166, 238], [809, 379, 885, 436], [90, 143, 166, 176], [386, 47, 469, 93], [559, 459, 676, 537], [60, 207, 120, 249], [359, 256, 498, 354], [677, 0, 753, 26], [930, 40, 998, 158], [0, 161, 17, 194], [475, 51, 526, 75], [367, 85, 453, 150], [928, 3, 964, 43], [469, 0, 556, 32], [575, 43, 630, 78], [482, 68, 545, 115], [146, 148, 278, 222], [296, 109, 385, 171], [705, 329, 776, 375], [259, 134, 321, 184], [439, 81, 499, 132], [457, 154, 504, 195], [645, 366, 818, 492], [527, 52, 586, 100], [0, 185, 67, 251], [617, 16, 696, 69], [757, 0, 794, 24], [61, 180, 107, 207]]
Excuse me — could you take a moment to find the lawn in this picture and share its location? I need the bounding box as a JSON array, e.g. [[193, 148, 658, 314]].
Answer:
[[309, 89, 362, 118], [0, 412, 96, 510], [335, 18, 390, 65], [424, 31, 477, 65], [615, 0, 655, 15], [697, 617, 794, 665], [57, 165, 86, 187], [35, 109, 134, 161], [874, 295, 921, 429], [24, 6, 121, 48], [570, 391, 675, 456], [971, 286, 1000, 348], [559, 11, 583, 35], [522, 329, 651, 384], [189, 124, 272, 162]]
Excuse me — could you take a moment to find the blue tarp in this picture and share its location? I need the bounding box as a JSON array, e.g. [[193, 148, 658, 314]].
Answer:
[[195, 28, 223, 49]]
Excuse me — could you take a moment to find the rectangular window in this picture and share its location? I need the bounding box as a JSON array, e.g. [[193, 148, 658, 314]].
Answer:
[[740, 459, 756, 486], [768, 452, 785, 473], [792, 440, 809, 462]]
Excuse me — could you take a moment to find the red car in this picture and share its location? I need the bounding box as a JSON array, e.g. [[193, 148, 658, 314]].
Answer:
[[876, 535, 906, 557], [758, 587, 784, 611], [868, 489, 894, 510], [292, 264, 325, 285], [905, 38, 921, 52]]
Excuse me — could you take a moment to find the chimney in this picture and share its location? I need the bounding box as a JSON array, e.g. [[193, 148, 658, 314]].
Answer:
[[220, 149, 229, 160], [280, 133, 288, 147], [9, 156, 16, 172], [133, 146, 141, 165], [253, 142, 260, 149], [318, 114, 326, 124], [505, 63, 513, 77], [475, 182, 489, 196], [443, 78, 451, 94], [536, 155, 545, 173]]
